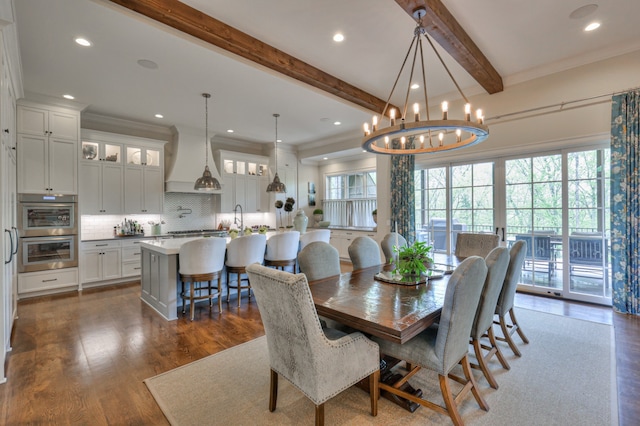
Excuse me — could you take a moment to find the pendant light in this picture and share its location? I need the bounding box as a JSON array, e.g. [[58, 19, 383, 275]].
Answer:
[[266, 113, 286, 193], [194, 92, 221, 191]]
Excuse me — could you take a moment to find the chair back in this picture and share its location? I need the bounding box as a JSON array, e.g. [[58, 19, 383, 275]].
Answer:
[[471, 247, 510, 339], [496, 240, 527, 315], [348, 236, 381, 270], [265, 231, 300, 261], [178, 237, 226, 275], [380, 232, 407, 263], [225, 233, 267, 267], [515, 234, 551, 261], [299, 229, 331, 251], [454, 232, 500, 258], [434, 256, 487, 374], [298, 241, 341, 281]]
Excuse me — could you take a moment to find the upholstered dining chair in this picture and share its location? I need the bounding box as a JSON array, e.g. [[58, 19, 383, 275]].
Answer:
[[348, 236, 381, 270], [245, 264, 380, 426], [178, 237, 227, 320], [225, 233, 267, 307], [469, 246, 510, 389], [380, 232, 408, 264], [494, 239, 529, 359], [455, 232, 500, 258], [372, 256, 489, 425], [298, 241, 341, 281], [264, 230, 300, 272], [299, 229, 331, 251]]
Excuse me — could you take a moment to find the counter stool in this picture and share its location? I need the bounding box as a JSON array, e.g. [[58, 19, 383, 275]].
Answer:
[[264, 231, 300, 272], [178, 237, 227, 320], [299, 229, 331, 251], [225, 233, 267, 307]]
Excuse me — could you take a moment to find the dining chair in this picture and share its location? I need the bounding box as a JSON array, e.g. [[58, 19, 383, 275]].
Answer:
[[299, 229, 331, 251], [469, 246, 510, 389], [380, 232, 407, 264], [225, 233, 267, 307], [264, 230, 300, 272], [372, 256, 489, 425], [494, 239, 529, 359], [178, 237, 227, 320], [454, 232, 500, 258], [298, 241, 341, 281], [245, 264, 380, 426], [348, 236, 381, 270]]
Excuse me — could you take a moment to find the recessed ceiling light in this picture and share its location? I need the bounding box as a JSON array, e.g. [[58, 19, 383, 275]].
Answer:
[[277, 139, 282, 143], [362, 150, 367, 153], [154, 114, 163, 119], [334, 121, 341, 126], [75, 38, 91, 47], [323, 157, 328, 160], [569, 4, 598, 19], [63, 94, 74, 100], [137, 59, 159, 70], [333, 33, 344, 42], [584, 22, 600, 31], [411, 83, 420, 90], [227, 129, 234, 133]]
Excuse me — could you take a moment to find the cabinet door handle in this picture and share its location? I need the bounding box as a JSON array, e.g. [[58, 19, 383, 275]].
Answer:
[[42, 278, 58, 283], [95, 244, 108, 247]]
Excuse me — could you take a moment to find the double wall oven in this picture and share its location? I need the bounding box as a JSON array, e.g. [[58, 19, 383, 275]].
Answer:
[[18, 194, 78, 272]]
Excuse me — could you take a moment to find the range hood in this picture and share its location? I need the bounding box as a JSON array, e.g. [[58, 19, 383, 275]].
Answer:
[[165, 126, 223, 194]]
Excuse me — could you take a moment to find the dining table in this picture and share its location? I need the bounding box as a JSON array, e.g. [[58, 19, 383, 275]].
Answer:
[[308, 261, 456, 412]]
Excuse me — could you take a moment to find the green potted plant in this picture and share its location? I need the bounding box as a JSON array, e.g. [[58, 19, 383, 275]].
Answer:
[[393, 241, 433, 277], [313, 209, 323, 225], [372, 209, 377, 224]]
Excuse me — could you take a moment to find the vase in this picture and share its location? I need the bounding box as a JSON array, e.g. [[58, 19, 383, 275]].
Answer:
[[293, 210, 308, 234], [313, 214, 323, 225]]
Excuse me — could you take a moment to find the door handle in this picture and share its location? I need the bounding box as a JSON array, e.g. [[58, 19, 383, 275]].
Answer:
[[501, 227, 505, 241], [12, 227, 19, 255], [4, 229, 12, 264]]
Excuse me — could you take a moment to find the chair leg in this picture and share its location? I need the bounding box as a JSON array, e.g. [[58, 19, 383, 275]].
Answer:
[[181, 281, 186, 315], [226, 271, 231, 303], [461, 354, 489, 411], [472, 338, 499, 389], [217, 278, 223, 313], [190, 285, 195, 321], [269, 369, 278, 412], [439, 374, 464, 426], [488, 326, 510, 370], [499, 313, 522, 357], [369, 370, 379, 417], [208, 280, 212, 308], [509, 308, 529, 344], [237, 273, 242, 308], [315, 403, 324, 426]]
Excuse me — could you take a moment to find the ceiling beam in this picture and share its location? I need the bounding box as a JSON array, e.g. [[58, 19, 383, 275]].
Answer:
[[394, 0, 503, 94], [107, 0, 393, 114]]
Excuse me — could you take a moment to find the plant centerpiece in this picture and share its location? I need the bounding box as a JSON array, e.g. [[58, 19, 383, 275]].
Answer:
[[372, 209, 377, 224], [393, 241, 434, 278], [275, 200, 284, 229], [313, 208, 323, 225], [284, 197, 295, 228]]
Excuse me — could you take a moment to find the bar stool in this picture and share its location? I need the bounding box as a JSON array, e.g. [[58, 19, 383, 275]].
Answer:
[[179, 237, 227, 320], [225, 233, 267, 307], [299, 229, 331, 251], [264, 231, 300, 272]]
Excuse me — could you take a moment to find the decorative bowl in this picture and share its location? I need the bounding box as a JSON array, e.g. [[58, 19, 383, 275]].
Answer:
[[318, 221, 330, 228]]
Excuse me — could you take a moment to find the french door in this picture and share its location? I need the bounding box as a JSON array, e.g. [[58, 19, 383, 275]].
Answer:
[[415, 145, 611, 305]]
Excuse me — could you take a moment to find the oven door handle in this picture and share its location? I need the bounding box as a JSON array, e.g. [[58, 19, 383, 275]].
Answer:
[[4, 229, 13, 264]]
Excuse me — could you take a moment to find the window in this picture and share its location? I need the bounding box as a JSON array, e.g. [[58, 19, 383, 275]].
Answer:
[[324, 171, 376, 227]]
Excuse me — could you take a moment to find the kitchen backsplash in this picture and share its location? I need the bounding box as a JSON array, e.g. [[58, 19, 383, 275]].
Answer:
[[80, 193, 275, 239]]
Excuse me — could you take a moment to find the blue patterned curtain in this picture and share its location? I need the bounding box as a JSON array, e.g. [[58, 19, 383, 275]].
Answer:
[[390, 139, 416, 244], [611, 90, 640, 315]]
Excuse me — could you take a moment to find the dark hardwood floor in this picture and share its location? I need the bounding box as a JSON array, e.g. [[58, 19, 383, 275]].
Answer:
[[0, 277, 636, 425]]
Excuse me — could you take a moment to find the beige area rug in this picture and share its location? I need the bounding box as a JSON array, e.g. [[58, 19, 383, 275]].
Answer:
[[145, 309, 617, 425]]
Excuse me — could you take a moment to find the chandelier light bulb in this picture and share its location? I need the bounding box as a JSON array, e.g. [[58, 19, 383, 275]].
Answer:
[[442, 101, 448, 120], [438, 132, 444, 146], [420, 135, 425, 148], [390, 108, 396, 126], [413, 103, 420, 121], [464, 103, 471, 121], [363, 122, 370, 136], [476, 109, 484, 124], [384, 136, 389, 148], [456, 128, 462, 142], [401, 136, 406, 149], [372, 115, 378, 131]]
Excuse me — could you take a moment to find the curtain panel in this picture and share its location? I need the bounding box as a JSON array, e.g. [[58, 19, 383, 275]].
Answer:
[[390, 145, 416, 244], [611, 89, 640, 315]]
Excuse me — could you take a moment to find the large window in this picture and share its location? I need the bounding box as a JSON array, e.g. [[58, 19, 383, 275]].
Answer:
[[324, 171, 376, 227]]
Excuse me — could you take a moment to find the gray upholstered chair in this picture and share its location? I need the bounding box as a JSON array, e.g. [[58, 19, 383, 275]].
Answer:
[[372, 256, 489, 425], [298, 241, 341, 281], [469, 246, 510, 389], [264, 230, 300, 272], [225, 233, 267, 307], [178, 237, 227, 320], [299, 229, 331, 251], [494, 239, 530, 359], [245, 264, 380, 426], [455, 232, 500, 258], [380, 232, 407, 264], [348, 236, 381, 270]]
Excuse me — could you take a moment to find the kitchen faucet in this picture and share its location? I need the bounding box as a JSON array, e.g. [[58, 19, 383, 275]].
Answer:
[[234, 204, 244, 231]]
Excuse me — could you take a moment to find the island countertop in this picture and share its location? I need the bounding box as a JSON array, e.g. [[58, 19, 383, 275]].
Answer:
[[139, 231, 278, 256]]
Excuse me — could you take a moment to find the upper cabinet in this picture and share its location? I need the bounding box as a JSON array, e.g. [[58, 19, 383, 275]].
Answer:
[[79, 136, 124, 215], [215, 150, 270, 213], [17, 102, 79, 195], [124, 142, 164, 214]]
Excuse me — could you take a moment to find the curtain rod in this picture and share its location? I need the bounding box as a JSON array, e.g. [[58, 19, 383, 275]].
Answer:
[[485, 86, 640, 123]]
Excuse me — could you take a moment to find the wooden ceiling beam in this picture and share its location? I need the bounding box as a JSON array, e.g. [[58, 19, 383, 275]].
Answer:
[[394, 0, 503, 94], [108, 0, 392, 114]]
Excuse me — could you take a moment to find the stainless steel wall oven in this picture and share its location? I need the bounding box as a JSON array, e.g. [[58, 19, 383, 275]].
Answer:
[[18, 194, 78, 272]]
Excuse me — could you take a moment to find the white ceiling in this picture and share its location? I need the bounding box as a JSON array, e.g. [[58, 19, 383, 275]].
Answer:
[[13, 0, 640, 154]]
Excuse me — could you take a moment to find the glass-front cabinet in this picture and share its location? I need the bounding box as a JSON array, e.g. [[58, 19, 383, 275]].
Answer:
[[81, 140, 122, 163], [125, 146, 160, 168], [215, 150, 270, 213]]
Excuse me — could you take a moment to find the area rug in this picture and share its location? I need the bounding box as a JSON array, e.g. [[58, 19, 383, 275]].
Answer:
[[145, 309, 617, 425]]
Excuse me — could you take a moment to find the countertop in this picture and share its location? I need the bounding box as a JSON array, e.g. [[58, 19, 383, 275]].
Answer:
[[139, 231, 278, 255]]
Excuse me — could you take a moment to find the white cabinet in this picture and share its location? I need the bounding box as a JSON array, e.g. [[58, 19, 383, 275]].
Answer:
[[124, 144, 163, 214], [17, 103, 79, 195], [330, 230, 380, 260], [18, 268, 79, 296], [80, 241, 121, 284], [79, 139, 123, 214], [215, 150, 270, 213], [121, 239, 151, 277]]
